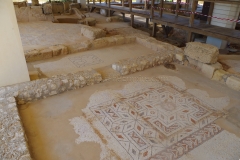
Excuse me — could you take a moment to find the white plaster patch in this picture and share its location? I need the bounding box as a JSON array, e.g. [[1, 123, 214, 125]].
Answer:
[[187, 89, 230, 111], [157, 75, 186, 90]]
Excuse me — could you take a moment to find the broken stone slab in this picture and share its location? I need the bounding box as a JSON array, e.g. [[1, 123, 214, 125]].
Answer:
[[184, 42, 219, 64], [106, 16, 123, 22], [226, 76, 240, 91], [49, 44, 68, 56], [81, 26, 106, 40], [201, 62, 223, 79], [212, 69, 229, 82], [175, 53, 184, 61]]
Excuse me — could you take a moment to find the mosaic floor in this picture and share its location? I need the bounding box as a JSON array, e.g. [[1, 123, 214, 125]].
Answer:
[[70, 76, 240, 160], [18, 21, 88, 50]]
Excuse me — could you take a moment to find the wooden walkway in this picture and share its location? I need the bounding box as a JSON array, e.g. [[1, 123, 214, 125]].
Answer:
[[88, 3, 240, 43]]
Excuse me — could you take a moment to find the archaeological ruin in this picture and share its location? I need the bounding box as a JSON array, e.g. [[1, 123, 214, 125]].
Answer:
[[1, 0, 240, 160]]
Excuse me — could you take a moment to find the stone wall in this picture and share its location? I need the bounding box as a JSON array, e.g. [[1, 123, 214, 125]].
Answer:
[[0, 97, 31, 160], [0, 69, 102, 105]]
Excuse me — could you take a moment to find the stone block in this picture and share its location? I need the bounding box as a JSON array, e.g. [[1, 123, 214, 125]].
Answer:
[[40, 48, 53, 59], [92, 38, 108, 49], [212, 69, 229, 82], [83, 17, 96, 26], [106, 16, 123, 22], [25, 49, 42, 62], [43, 3, 52, 14], [49, 45, 68, 56], [104, 37, 116, 46], [124, 36, 136, 43], [226, 76, 240, 91], [29, 70, 39, 80], [52, 2, 64, 14], [81, 26, 106, 40], [175, 53, 184, 61], [114, 35, 125, 45], [201, 62, 223, 79], [184, 42, 219, 64]]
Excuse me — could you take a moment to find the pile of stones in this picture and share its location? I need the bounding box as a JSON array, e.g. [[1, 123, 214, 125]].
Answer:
[[176, 42, 240, 92]]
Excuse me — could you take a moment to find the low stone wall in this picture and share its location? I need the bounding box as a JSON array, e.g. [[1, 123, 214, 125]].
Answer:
[[0, 69, 102, 105], [25, 44, 68, 62], [24, 35, 136, 62], [0, 97, 31, 160], [112, 53, 174, 75]]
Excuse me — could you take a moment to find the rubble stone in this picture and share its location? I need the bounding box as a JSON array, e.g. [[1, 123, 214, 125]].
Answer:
[[212, 69, 229, 82], [184, 42, 219, 64], [226, 76, 240, 91], [201, 62, 223, 79], [81, 26, 106, 40]]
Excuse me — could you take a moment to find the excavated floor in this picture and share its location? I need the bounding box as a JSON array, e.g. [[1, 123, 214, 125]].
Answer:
[[19, 64, 240, 160]]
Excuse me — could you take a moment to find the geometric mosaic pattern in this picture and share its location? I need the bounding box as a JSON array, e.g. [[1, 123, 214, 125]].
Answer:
[[89, 83, 223, 160], [69, 55, 103, 68]]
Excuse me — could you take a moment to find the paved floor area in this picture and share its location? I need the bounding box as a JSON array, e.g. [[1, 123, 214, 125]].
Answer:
[[19, 64, 240, 160]]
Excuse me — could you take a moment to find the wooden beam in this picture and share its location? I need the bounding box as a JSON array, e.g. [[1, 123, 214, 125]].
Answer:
[[189, 0, 197, 27], [194, 0, 240, 5], [152, 23, 157, 37], [160, 0, 163, 18], [207, 2, 214, 25], [175, 0, 180, 17], [150, 0, 155, 19]]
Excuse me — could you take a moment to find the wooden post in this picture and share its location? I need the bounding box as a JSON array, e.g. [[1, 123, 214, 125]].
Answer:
[[123, 13, 125, 21], [146, 18, 149, 28], [150, 0, 155, 19], [160, 0, 163, 18], [105, 0, 107, 5], [108, 0, 111, 16], [93, 0, 95, 5], [189, 0, 198, 27], [129, 0, 132, 12], [100, 0, 101, 4], [152, 23, 157, 37], [186, 0, 189, 10], [207, 2, 214, 25], [131, 14, 134, 27], [187, 31, 193, 42], [122, 0, 124, 6], [87, 0, 90, 12], [175, 0, 180, 17]]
